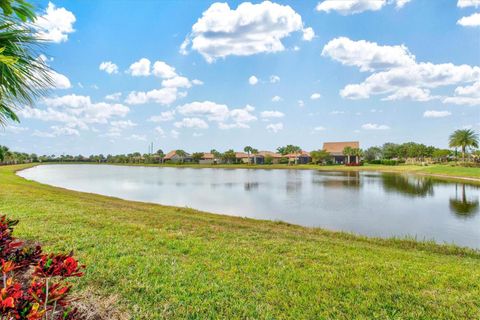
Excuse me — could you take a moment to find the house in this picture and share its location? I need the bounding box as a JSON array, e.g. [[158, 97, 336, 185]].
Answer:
[[284, 151, 311, 165], [163, 150, 192, 163], [323, 141, 360, 164], [258, 151, 283, 164], [199, 153, 216, 165], [235, 152, 265, 164]]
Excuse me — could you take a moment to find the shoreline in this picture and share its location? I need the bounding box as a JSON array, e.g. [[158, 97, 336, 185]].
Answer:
[[28, 161, 480, 185]]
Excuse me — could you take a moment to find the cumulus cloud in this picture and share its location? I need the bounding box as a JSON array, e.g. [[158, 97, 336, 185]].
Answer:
[[174, 117, 209, 129], [266, 122, 283, 133], [20, 94, 129, 134], [35, 2, 76, 43], [457, 0, 480, 8], [99, 61, 119, 74], [36, 55, 71, 89], [423, 110, 452, 118], [177, 101, 230, 122], [271, 95, 282, 102], [261, 110, 285, 118], [323, 37, 480, 102], [181, 1, 312, 62], [310, 93, 321, 100], [105, 92, 122, 101], [316, 0, 410, 15], [155, 126, 166, 138], [125, 87, 178, 105], [297, 100, 304, 107], [457, 12, 480, 27], [152, 61, 177, 78], [361, 123, 390, 130], [443, 81, 480, 105], [33, 125, 79, 138], [149, 110, 176, 122], [161, 76, 192, 89], [249, 76, 259, 85], [127, 58, 151, 76], [302, 27, 315, 41]]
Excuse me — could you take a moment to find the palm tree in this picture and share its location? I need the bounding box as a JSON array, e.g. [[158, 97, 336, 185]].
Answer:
[[244, 146, 253, 164], [343, 146, 353, 164], [449, 129, 479, 162], [0, 2, 53, 125], [176, 149, 187, 163]]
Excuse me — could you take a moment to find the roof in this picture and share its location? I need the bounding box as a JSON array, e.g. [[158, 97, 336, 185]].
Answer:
[[163, 150, 177, 160], [201, 153, 214, 159], [258, 151, 282, 158], [323, 141, 359, 154], [284, 151, 311, 158], [235, 152, 250, 159]]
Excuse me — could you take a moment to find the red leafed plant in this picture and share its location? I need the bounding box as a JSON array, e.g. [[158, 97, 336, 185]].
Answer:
[[0, 215, 85, 319]]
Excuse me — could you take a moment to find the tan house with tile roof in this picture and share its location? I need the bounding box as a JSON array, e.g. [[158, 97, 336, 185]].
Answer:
[[323, 141, 360, 164]]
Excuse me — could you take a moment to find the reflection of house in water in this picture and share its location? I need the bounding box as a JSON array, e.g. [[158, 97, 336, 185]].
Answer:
[[449, 183, 479, 217], [244, 182, 259, 191], [381, 174, 434, 197], [312, 171, 361, 189]]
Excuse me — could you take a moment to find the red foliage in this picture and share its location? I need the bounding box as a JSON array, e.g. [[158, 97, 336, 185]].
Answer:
[[0, 215, 84, 319]]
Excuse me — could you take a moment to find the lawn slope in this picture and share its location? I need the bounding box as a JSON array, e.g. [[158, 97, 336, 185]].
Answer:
[[1, 164, 479, 319]]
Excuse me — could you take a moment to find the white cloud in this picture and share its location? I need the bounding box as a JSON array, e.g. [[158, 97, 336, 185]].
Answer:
[[152, 61, 177, 78], [161, 76, 192, 88], [270, 75, 281, 83], [313, 126, 326, 131], [110, 120, 137, 129], [394, 0, 412, 8], [174, 117, 209, 129], [192, 79, 204, 85], [310, 93, 321, 100], [330, 110, 345, 114], [443, 81, 480, 105], [99, 61, 119, 74], [423, 110, 452, 118], [105, 92, 122, 101], [297, 100, 304, 107], [149, 110, 176, 122], [170, 130, 180, 139], [361, 123, 390, 130], [457, 0, 480, 8], [266, 122, 283, 133], [20, 94, 129, 134], [261, 110, 285, 118], [128, 134, 147, 141], [35, 2, 75, 43], [322, 37, 415, 72], [125, 87, 178, 105], [323, 37, 480, 102], [316, 0, 386, 15], [0, 125, 28, 135], [34, 125, 79, 138], [49, 69, 71, 89], [182, 1, 311, 62], [271, 95, 282, 102], [127, 58, 151, 76], [177, 101, 230, 122], [457, 13, 480, 27], [249, 76, 259, 85], [226, 105, 257, 128], [302, 27, 315, 41]]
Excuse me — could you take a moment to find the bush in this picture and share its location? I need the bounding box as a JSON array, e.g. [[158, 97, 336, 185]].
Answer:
[[0, 215, 85, 319], [368, 159, 399, 165]]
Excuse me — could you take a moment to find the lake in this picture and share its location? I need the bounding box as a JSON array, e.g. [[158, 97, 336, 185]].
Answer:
[[18, 164, 480, 249]]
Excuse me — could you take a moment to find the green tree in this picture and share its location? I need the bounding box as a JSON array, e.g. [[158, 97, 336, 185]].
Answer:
[[222, 149, 236, 164], [175, 149, 188, 163], [244, 146, 253, 164], [449, 129, 479, 162], [364, 146, 382, 162], [0, 1, 53, 125], [191, 152, 204, 163], [310, 149, 331, 165], [277, 145, 301, 155], [382, 143, 400, 159], [343, 146, 353, 163]]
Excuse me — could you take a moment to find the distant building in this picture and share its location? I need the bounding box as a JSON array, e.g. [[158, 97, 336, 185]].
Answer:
[[235, 152, 265, 164], [258, 151, 283, 164], [199, 153, 215, 164], [284, 151, 311, 164], [323, 141, 360, 164], [163, 150, 192, 163]]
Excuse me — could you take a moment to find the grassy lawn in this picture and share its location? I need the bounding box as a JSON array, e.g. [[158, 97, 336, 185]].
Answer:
[[1, 164, 479, 319]]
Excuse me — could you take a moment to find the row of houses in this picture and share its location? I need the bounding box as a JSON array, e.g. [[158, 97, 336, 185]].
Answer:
[[163, 141, 360, 165]]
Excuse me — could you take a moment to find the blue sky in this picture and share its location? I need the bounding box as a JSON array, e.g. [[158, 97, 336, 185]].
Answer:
[[1, 0, 479, 155]]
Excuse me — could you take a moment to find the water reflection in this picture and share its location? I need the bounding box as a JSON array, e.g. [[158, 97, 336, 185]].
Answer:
[[449, 184, 479, 218], [244, 182, 259, 191], [381, 174, 434, 197], [312, 171, 361, 189]]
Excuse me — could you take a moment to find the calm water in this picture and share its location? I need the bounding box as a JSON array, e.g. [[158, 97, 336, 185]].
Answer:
[[18, 164, 480, 249]]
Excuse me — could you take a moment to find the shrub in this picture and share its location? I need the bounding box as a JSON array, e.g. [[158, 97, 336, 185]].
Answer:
[[0, 215, 85, 319]]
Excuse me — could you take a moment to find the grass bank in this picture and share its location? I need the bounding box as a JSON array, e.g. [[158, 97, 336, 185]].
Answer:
[[1, 164, 479, 319]]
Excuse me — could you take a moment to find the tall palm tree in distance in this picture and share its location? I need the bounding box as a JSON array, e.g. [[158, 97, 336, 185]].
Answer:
[[449, 129, 479, 162]]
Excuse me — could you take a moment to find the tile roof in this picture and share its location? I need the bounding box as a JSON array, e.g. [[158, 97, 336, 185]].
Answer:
[[323, 141, 359, 154], [258, 151, 283, 158], [163, 150, 177, 160]]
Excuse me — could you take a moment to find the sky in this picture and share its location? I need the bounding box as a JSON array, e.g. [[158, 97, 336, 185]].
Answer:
[[0, 0, 479, 155]]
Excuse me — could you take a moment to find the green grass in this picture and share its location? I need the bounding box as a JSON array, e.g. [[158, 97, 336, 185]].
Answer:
[[1, 164, 479, 319]]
